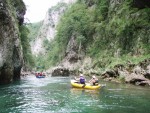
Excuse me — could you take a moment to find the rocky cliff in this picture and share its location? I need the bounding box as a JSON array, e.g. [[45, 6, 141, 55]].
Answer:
[[0, 0, 26, 84], [47, 0, 150, 86], [31, 3, 67, 55], [31, 1, 76, 55]]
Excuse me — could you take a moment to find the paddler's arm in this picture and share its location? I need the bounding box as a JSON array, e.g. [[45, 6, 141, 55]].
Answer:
[[74, 77, 79, 81]]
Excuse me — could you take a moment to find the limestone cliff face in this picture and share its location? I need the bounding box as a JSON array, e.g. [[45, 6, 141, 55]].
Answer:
[[31, 0, 76, 55], [0, 0, 26, 84], [31, 3, 68, 55]]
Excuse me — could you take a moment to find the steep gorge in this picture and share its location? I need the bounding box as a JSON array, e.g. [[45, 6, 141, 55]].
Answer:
[[31, 2, 68, 55], [31, 0, 150, 85], [0, 0, 26, 84], [30, 1, 76, 55]]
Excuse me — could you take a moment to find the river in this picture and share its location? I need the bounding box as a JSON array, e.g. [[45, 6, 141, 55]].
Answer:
[[0, 75, 150, 113]]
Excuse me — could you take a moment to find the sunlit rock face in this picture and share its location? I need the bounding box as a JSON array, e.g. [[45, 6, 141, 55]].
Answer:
[[0, 0, 25, 84], [31, 3, 67, 55], [38, 4, 67, 41], [31, 0, 77, 55]]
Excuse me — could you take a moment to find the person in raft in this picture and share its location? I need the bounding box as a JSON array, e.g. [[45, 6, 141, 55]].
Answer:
[[89, 75, 99, 85], [75, 74, 86, 84]]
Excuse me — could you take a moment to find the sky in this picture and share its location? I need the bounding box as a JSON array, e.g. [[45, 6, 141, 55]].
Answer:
[[23, 0, 62, 23]]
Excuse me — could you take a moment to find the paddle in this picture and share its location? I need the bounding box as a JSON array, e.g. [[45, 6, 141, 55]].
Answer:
[[73, 77, 79, 83]]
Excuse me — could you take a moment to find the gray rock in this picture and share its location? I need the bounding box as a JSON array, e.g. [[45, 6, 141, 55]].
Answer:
[[0, 0, 25, 84], [51, 67, 70, 77]]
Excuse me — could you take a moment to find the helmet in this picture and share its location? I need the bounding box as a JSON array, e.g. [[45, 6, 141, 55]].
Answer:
[[80, 74, 83, 76], [92, 76, 96, 78]]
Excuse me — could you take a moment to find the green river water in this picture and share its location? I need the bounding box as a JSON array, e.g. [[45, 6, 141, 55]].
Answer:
[[0, 76, 150, 113]]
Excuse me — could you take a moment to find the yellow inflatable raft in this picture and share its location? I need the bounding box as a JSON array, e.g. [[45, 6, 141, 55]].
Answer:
[[71, 80, 101, 90]]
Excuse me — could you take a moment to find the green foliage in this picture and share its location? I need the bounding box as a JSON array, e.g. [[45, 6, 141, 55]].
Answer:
[[37, 0, 150, 70], [19, 25, 35, 69], [27, 22, 42, 42], [34, 55, 46, 71], [88, 0, 150, 57], [94, 0, 109, 21], [9, 0, 26, 12], [76, 35, 86, 45], [43, 39, 51, 51], [33, 39, 63, 70], [47, 40, 64, 65], [55, 2, 95, 57]]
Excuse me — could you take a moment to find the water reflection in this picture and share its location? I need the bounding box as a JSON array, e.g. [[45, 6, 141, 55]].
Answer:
[[70, 88, 100, 97]]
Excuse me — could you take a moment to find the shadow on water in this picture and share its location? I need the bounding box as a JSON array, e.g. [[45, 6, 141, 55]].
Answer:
[[0, 75, 150, 113]]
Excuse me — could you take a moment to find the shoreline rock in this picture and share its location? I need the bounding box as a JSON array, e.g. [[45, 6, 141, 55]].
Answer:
[[101, 58, 150, 86]]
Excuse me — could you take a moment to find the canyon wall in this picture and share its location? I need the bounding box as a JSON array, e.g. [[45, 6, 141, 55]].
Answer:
[[0, 0, 26, 84]]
